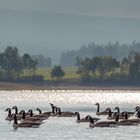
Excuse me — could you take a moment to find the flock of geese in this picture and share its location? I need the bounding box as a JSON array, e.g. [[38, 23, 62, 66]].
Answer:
[[4, 103, 140, 129]]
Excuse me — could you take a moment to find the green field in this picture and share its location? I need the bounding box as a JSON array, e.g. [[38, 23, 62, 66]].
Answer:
[[35, 67, 80, 81]]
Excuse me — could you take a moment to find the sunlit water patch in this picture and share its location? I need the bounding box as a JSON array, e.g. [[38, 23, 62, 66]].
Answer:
[[0, 90, 140, 140]]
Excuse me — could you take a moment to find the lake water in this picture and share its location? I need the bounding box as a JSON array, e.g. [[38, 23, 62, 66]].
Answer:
[[0, 90, 140, 140]]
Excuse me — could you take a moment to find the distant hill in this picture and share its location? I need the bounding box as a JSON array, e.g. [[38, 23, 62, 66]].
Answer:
[[0, 8, 140, 64], [60, 41, 140, 66]]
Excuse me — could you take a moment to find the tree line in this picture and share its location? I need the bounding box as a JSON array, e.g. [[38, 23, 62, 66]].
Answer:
[[76, 51, 140, 83], [60, 41, 140, 66], [0, 46, 63, 82], [0, 46, 39, 81]]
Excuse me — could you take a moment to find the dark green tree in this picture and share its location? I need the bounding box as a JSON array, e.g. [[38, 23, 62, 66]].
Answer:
[[50, 65, 65, 80]]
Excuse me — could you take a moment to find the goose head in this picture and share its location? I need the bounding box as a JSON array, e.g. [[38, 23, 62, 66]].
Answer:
[[11, 106, 18, 114], [36, 108, 42, 114], [114, 107, 120, 113], [95, 103, 99, 106]]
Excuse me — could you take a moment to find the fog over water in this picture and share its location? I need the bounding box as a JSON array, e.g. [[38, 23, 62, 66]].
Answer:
[[0, 0, 140, 64]]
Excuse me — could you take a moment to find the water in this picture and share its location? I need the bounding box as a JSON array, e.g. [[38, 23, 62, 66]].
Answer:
[[0, 90, 140, 140]]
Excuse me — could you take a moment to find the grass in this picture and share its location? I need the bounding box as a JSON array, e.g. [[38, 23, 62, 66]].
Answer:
[[35, 66, 80, 81]]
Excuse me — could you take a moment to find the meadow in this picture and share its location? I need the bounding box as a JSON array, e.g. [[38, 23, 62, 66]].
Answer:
[[35, 67, 80, 81]]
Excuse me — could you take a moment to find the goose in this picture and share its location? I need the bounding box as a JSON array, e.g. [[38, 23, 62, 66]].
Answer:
[[87, 115, 117, 128], [36, 108, 50, 119], [75, 112, 90, 123], [57, 107, 75, 117], [106, 108, 114, 120], [11, 106, 23, 120], [5, 108, 13, 121], [20, 110, 43, 123], [115, 113, 138, 126], [114, 107, 134, 116], [95, 103, 108, 115], [36, 108, 51, 116], [49, 103, 58, 116], [114, 107, 125, 119], [27, 109, 44, 121], [13, 115, 41, 129], [120, 112, 140, 124]]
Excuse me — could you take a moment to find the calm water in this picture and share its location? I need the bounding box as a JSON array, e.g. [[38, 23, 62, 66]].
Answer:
[[0, 90, 140, 140]]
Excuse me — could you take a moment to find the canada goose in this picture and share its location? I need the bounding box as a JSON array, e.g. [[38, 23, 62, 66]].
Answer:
[[13, 115, 41, 129], [114, 107, 124, 119], [106, 108, 114, 120], [35, 108, 50, 120], [115, 113, 138, 126], [120, 112, 140, 124], [95, 103, 108, 115], [27, 109, 44, 121], [20, 110, 43, 123], [36, 108, 51, 116], [87, 115, 117, 128], [75, 112, 90, 123], [49, 103, 58, 116], [57, 108, 75, 117], [115, 107, 134, 116], [5, 108, 13, 121]]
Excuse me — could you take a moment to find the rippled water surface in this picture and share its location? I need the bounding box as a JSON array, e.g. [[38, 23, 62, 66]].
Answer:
[[1, 90, 140, 140]]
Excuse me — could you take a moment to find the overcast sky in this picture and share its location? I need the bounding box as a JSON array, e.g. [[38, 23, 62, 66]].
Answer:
[[0, 0, 140, 19]]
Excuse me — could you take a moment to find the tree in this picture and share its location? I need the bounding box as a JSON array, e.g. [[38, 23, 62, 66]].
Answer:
[[1, 46, 23, 80], [22, 53, 37, 77], [129, 52, 140, 80], [50, 65, 65, 80]]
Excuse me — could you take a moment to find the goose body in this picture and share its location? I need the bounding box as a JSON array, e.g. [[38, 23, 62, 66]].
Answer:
[[5, 108, 13, 121], [13, 115, 41, 129], [21, 110, 43, 123], [35, 108, 50, 119], [87, 116, 117, 128], [57, 108, 75, 117], [115, 113, 138, 126], [95, 103, 109, 115], [75, 112, 89, 123]]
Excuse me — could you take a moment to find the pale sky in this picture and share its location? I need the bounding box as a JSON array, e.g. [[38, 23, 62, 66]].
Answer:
[[0, 0, 140, 19]]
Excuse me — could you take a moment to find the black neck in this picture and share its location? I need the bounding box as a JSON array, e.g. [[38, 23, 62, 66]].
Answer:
[[52, 107, 55, 113], [124, 112, 128, 120], [76, 112, 80, 120], [8, 109, 11, 117], [15, 107, 18, 114], [117, 108, 120, 114], [38, 109, 42, 114], [137, 111, 140, 118], [22, 111, 26, 119], [29, 110, 33, 117], [97, 104, 100, 113], [115, 114, 119, 122], [89, 116, 94, 124], [58, 108, 61, 115], [108, 108, 112, 117], [14, 115, 18, 124]]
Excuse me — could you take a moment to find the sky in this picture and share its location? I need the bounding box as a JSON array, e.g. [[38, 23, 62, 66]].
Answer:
[[0, 0, 140, 64], [0, 0, 140, 19]]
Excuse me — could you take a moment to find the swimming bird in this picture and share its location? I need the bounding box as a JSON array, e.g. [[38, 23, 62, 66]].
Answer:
[[87, 115, 117, 128], [36, 108, 51, 116], [13, 114, 41, 129], [95, 103, 109, 115], [20, 110, 43, 123], [115, 113, 138, 126], [5, 108, 12, 121], [57, 107, 75, 117], [75, 112, 90, 123], [36, 108, 50, 119], [106, 108, 115, 120]]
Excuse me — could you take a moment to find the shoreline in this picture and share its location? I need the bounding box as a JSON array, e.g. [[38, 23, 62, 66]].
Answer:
[[0, 82, 140, 90]]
